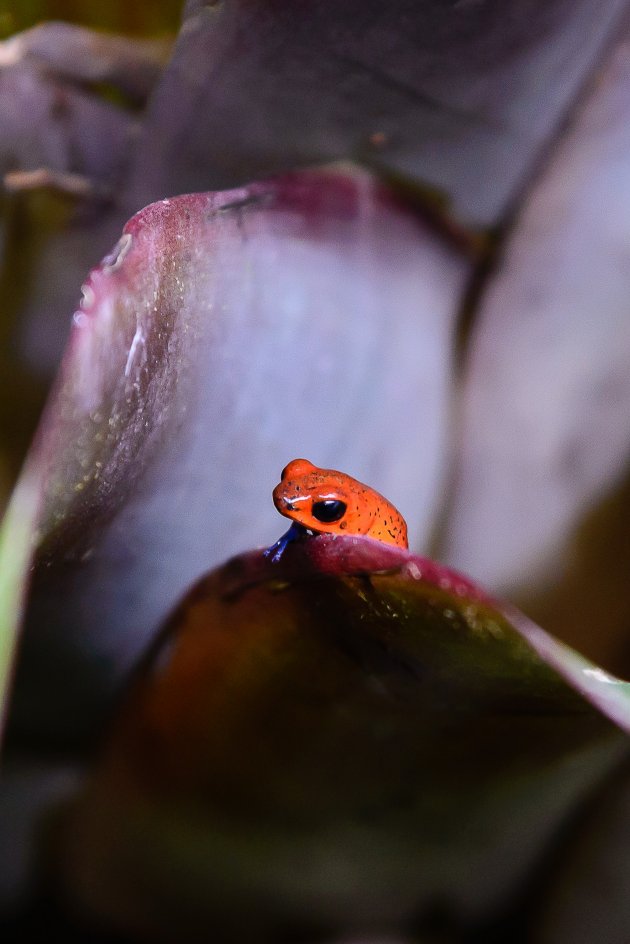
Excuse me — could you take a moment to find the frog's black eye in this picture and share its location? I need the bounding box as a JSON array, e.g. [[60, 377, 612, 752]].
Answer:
[[312, 499, 347, 523]]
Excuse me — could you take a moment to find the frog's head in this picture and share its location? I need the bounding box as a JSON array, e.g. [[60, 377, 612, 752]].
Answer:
[[272, 458, 357, 536]]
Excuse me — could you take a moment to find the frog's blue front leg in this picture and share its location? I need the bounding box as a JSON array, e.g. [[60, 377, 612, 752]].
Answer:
[[264, 522, 305, 563]]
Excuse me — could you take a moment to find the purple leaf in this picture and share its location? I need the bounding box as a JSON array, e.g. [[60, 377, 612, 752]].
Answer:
[[0, 56, 132, 184], [2, 22, 172, 104], [127, 0, 629, 225], [6, 169, 466, 746], [443, 23, 630, 668]]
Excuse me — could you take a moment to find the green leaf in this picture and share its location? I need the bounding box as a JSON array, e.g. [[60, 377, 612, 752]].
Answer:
[[0, 470, 39, 728]]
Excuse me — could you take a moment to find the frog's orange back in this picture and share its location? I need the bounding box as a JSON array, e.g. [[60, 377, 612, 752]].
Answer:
[[272, 459, 408, 548]]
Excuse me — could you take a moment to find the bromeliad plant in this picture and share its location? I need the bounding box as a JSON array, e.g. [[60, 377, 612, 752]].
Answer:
[[1, 178, 630, 942], [3, 3, 630, 943]]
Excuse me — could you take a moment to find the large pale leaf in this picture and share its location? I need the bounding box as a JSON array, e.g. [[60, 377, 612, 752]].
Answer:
[[4, 168, 467, 747]]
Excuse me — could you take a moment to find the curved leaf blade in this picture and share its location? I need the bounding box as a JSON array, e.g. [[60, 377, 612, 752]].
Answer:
[[4, 169, 467, 746], [60, 535, 629, 941], [130, 0, 629, 226]]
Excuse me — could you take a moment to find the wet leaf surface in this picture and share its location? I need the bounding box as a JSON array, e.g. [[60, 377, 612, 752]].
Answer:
[[60, 533, 630, 943]]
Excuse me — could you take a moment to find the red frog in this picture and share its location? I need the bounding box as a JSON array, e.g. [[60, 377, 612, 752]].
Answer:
[[265, 458, 408, 561]]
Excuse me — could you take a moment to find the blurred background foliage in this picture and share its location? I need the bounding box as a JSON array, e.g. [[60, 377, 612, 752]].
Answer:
[[1, 1, 181, 37], [0, 0, 182, 516]]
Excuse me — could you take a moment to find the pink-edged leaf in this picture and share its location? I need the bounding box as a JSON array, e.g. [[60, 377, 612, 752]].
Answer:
[[60, 533, 629, 942], [4, 168, 466, 746]]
